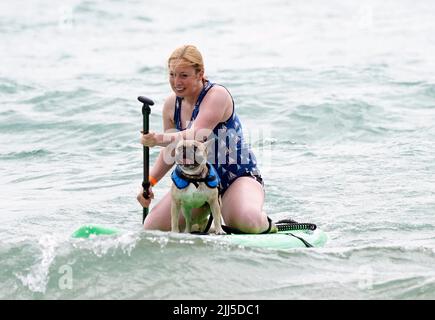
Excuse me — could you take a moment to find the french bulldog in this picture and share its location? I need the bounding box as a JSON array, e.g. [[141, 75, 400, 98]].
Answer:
[[170, 139, 225, 235]]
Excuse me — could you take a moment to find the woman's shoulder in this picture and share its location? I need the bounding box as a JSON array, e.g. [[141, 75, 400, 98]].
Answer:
[[203, 82, 234, 122], [206, 82, 232, 104], [161, 93, 178, 130], [162, 93, 177, 114], [209, 82, 231, 95]]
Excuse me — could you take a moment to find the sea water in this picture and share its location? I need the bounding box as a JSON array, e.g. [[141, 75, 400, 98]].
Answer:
[[1, 0, 435, 299]]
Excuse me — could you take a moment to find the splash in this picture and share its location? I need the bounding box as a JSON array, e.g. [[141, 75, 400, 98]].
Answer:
[[15, 235, 59, 294]]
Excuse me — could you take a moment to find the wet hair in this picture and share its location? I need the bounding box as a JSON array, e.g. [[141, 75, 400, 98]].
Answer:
[[168, 45, 206, 81]]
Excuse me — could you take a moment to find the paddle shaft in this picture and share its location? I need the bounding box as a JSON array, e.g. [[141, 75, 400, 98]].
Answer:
[[138, 96, 154, 224]]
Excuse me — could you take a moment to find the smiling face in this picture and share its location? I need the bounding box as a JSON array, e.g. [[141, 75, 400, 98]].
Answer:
[[168, 60, 204, 98], [167, 45, 205, 98]]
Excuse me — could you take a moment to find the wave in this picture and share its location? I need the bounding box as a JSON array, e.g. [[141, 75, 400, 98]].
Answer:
[[0, 78, 34, 95], [269, 100, 392, 143], [1, 231, 434, 299], [0, 149, 52, 161], [22, 87, 96, 112]]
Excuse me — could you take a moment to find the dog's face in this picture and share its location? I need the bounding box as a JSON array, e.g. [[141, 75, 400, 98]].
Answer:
[[174, 139, 212, 176]]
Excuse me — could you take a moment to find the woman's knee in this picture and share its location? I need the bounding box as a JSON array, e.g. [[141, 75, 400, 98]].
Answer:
[[225, 209, 269, 234], [143, 208, 167, 231], [221, 177, 267, 233], [143, 194, 172, 231]]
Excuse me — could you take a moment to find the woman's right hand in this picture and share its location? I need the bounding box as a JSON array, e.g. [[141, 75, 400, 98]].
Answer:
[[137, 186, 155, 208]]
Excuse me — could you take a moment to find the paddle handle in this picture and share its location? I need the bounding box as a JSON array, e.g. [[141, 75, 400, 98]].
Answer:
[[138, 96, 154, 224]]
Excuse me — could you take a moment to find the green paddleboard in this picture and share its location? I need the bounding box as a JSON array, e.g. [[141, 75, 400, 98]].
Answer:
[[72, 225, 118, 238], [215, 228, 327, 249], [72, 224, 327, 249]]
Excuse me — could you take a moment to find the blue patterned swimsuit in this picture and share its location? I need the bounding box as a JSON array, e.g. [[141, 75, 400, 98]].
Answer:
[[174, 80, 263, 195]]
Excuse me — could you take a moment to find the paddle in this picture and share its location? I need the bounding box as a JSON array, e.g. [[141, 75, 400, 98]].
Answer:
[[138, 96, 154, 224], [71, 95, 154, 238]]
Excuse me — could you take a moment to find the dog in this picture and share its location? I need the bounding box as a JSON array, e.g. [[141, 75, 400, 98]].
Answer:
[[170, 139, 225, 235]]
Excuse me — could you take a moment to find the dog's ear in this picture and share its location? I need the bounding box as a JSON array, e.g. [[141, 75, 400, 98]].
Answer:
[[202, 138, 215, 151]]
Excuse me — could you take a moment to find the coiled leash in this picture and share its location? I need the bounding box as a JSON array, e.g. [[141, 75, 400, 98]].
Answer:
[[275, 219, 317, 248], [275, 219, 317, 231], [197, 217, 317, 247]]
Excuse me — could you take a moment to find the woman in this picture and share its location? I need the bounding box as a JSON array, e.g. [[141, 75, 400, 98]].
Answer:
[[137, 45, 275, 234]]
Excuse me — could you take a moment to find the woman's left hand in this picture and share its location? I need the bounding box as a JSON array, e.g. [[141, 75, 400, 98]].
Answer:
[[140, 131, 160, 147]]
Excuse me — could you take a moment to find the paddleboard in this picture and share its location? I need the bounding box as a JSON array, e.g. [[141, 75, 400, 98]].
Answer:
[[214, 228, 327, 249], [72, 222, 327, 249]]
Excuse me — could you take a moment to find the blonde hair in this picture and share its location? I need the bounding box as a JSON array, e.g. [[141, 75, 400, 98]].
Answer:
[[168, 45, 206, 81]]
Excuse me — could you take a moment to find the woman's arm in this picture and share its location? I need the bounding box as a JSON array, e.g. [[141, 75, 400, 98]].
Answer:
[[137, 96, 177, 208], [141, 86, 232, 147], [148, 95, 178, 181]]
